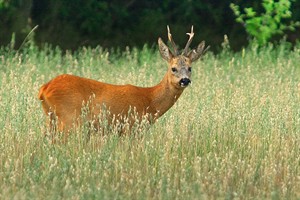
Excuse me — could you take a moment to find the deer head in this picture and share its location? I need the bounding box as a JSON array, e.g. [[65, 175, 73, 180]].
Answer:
[[158, 26, 209, 89]]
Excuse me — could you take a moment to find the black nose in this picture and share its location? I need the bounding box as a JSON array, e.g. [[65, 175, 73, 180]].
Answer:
[[179, 78, 191, 87]]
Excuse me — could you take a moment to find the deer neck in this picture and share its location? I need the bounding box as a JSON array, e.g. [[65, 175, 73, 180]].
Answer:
[[149, 74, 184, 119]]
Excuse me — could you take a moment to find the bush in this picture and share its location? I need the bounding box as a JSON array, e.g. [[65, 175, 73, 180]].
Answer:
[[230, 0, 300, 45]]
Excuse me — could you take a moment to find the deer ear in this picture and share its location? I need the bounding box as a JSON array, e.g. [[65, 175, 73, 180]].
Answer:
[[188, 41, 210, 62], [158, 38, 173, 61]]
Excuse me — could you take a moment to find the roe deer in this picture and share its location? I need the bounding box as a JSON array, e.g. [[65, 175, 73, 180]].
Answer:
[[38, 26, 208, 138]]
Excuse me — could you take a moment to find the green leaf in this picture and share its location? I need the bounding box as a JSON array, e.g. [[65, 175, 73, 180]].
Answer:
[[230, 3, 241, 17], [263, 0, 274, 14], [245, 7, 256, 18]]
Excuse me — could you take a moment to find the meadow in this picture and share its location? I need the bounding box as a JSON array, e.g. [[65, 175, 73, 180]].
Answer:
[[0, 41, 299, 199]]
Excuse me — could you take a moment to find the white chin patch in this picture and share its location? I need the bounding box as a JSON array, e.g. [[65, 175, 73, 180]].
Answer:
[[180, 83, 187, 87]]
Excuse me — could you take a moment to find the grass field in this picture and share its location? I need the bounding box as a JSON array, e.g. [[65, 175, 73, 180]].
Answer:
[[0, 42, 300, 199]]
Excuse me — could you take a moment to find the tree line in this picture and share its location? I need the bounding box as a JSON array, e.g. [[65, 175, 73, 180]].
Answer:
[[1, 0, 299, 52]]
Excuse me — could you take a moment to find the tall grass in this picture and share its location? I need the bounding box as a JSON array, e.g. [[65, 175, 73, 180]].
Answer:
[[0, 42, 299, 199]]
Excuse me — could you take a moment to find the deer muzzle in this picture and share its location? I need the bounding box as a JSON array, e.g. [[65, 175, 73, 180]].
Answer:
[[179, 78, 191, 87]]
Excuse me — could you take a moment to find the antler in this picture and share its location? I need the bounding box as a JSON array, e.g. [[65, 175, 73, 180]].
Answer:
[[167, 25, 179, 55], [183, 26, 194, 56]]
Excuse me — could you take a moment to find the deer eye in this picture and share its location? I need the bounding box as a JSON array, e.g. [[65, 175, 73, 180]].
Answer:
[[188, 67, 192, 72], [171, 67, 177, 73]]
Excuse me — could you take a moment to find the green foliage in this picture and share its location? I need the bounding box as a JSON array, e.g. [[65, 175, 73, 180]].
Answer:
[[0, 0, 255, 51], [230, 0, 300, 45], [0, 0, 10, 9]]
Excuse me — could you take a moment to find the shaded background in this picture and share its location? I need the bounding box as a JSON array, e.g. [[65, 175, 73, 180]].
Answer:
[[1, 0, 300, 52]]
